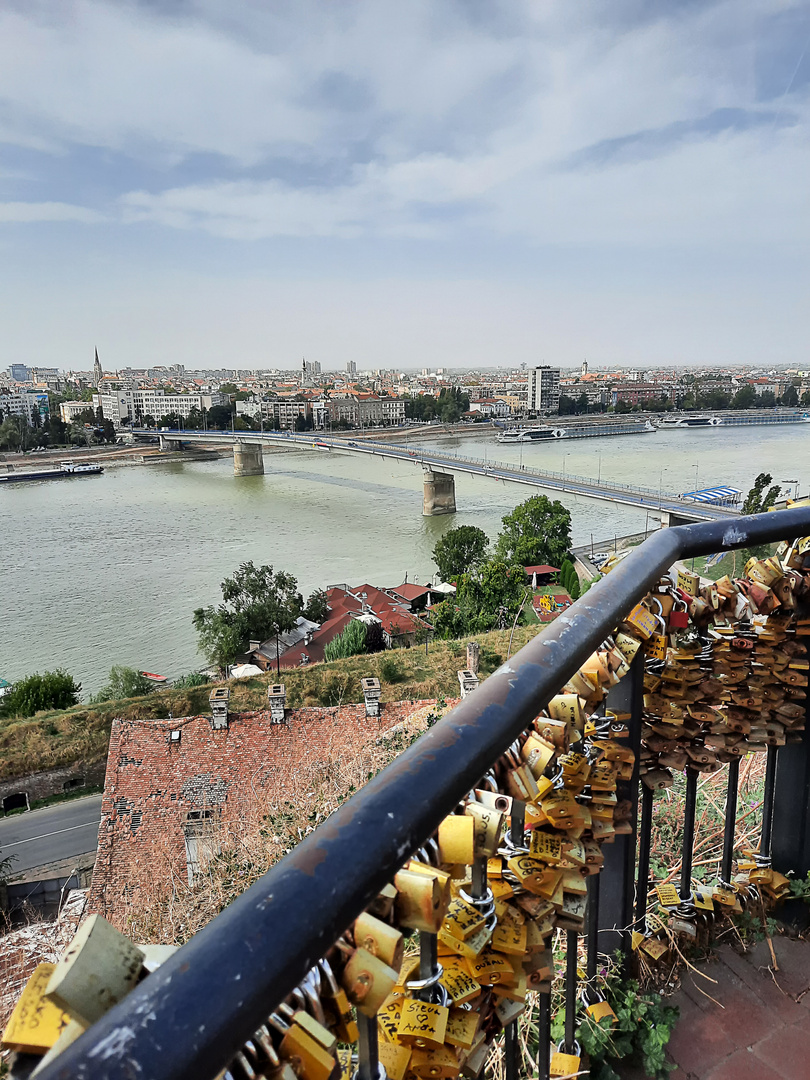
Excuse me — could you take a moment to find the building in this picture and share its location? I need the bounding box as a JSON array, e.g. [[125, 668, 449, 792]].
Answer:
[[59, 401, 93, 423], [93, 349, 103, 388], [87, 697, 448, 923], [381, 398, 406, 425], [527, 366, 561, 413], [93, 389, 228, 426], [468, 398, 511, 418], [0, 390, 49, 425], [346, 361, 357, 375], [7, 365, 30, 382]]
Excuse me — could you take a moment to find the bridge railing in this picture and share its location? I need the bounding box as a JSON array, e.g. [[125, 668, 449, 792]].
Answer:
[[34, 505, 810, 1080]]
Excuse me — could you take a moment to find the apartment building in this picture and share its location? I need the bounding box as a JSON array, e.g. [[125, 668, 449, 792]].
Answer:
[[527, 366, 561, 413], [0, 390, 50, 425]]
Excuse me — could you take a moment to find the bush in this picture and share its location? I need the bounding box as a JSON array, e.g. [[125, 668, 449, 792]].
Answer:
[[91, 666, 153, 703], [0, 670, 81, 718], [324, 620, 368, 662], [172, 672, 211, 690], [379, 656, 405, 683]]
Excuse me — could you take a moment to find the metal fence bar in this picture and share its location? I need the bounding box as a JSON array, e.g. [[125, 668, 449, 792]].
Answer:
[[37, 506, 810, 1080]]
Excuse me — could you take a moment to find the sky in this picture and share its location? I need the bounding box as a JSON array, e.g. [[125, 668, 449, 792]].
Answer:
[[1, 0, 808, 372]]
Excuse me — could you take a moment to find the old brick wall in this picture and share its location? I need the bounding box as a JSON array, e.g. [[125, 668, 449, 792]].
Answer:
[[88, 700, 442, 924]]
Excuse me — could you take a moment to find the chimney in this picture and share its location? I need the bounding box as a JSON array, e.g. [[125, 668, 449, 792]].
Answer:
[[466, 641, 480, 674], [209, 686, 230, 730], [249, 640, 261, 653], [361, 677, 382, 718], [267, 683, 286, 724], [457, 670, 479, 699]]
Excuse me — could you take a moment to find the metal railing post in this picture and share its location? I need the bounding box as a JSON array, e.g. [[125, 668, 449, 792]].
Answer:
[[596, 651, 643, 961]]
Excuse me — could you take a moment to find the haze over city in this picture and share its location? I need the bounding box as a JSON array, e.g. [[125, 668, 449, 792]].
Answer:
[[1, 0, 808, 371]]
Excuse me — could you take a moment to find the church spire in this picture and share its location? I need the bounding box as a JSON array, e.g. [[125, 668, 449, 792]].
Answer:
[[93, 348, 103, 388]]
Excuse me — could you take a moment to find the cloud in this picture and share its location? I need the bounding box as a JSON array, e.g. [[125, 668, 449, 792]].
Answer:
[[0, 200, 105, 223]]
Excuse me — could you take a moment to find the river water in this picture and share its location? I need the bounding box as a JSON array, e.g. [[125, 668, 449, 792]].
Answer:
[[1, 423, 807, 693]]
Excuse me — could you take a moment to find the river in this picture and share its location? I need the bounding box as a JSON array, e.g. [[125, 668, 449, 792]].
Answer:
[[1, 423, 807, 692]]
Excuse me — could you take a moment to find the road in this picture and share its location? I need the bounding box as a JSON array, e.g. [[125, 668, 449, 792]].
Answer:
[[134, 429, 739, 521], [0, 795, 102, 876]]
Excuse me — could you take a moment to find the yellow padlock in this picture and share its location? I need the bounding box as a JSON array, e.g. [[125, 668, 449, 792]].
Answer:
[[396, 998, 449, 1049], [1, 963, 71, 1054], [377, 1041, 412, 1080], [354, 912, 404, 970], [438, 815, 475, 865], [341, 947, 400, 1017], [550, 1046, 581, 1078], [394, 867, 449, 934], [464, 801, 504, 858]]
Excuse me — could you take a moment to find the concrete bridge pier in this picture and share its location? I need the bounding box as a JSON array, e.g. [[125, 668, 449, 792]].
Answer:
[[234, 441, 265, 476], [423, 468, 456, 516], [158, 435, 183, 451]]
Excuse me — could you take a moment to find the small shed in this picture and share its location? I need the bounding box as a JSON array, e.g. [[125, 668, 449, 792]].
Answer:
[[523, 564, 559, 587]]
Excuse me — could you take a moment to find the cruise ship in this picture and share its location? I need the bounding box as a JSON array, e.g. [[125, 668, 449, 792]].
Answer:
[[656, 414, 721, 428], [496, 426, 565, 443]]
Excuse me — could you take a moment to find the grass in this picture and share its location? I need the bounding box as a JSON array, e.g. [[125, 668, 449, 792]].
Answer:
[[0, 628, 538, 782]]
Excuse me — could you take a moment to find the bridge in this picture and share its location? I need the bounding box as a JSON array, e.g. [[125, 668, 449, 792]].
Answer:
[[135, 428, 738, 523]]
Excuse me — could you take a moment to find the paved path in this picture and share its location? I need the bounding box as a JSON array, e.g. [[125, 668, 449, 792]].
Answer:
[[620, 938, 810, 1079], [0, 795, 102, 875]]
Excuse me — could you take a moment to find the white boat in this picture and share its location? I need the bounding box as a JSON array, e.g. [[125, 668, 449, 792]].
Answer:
[[656, 415, 721, 428], [497, 426, 565, 443]]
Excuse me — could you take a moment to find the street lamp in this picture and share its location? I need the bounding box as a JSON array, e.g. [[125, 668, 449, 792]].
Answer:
[[693, 463, 699, 491], [562, 453, 568, 491], [597, 453, 602, 485]]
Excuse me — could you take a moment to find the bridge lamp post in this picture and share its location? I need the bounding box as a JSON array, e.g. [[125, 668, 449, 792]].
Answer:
[[597, 453, 602, 485], [562, 453, 568, 492]]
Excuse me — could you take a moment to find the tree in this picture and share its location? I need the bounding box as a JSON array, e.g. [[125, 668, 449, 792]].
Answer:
[[559, 559, 580, 600], [433, 526, 490, 582], [731, 385, 757, 409], [92, 666, 153, 703], [781, 384, 799, 407], [193, 562, 304, 670], [303, 589, 330, 624], [0, 670, 81, 718], [758, 390, 776, 408], [432, 561, 526, 638], [495, 495, 572, 569], [324, 619, 368, 661], [206, 405, 233, 430], [741, 473, 781, 516]]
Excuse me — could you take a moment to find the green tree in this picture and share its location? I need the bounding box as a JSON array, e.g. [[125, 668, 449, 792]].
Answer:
[[92, 666, 153, 703], [758, 390, 776, 408], [0, 670, 81, 718], [433, 525, 490, 582], [432, 560, 526, 638], [495, 495, 572, 569], [206, 404, 233, 430], [731, 385, 757, 409], [559, 559, 580, 599], [303, 590, 330, 624], [741, 473, 781, 516], [193, 562, 304, 670], [781, 384, 799, 407], [324, 619, 368, 661]]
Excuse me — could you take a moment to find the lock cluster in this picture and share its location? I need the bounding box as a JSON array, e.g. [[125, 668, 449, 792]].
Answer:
[[4, 536, 810, 1080]]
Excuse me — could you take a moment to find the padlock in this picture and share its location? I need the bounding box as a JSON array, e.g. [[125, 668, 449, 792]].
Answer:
[[669, 598, 689, 629], [377, 1041, 412, 1080], [464, 801, 504, 858], [396, 998, 449, 1049], [354, 913, 404, 971], [274, 1012, 337, 1080], [341, 947, 400, 1016], [394, 866, 450, 934], [44, 914, 144, 1026], [438, 815, 475, 866], [1, 963, 71, 1054], [550, 1040, 581, 1078], [318, 959, 359, 1045]]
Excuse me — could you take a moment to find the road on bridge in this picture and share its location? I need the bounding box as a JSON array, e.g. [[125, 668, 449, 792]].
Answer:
[[139, 429, 739, 521], [0, 795, 102, 876]]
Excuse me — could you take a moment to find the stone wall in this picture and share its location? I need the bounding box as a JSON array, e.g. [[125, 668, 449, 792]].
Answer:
[[0, 759, 107, 811]]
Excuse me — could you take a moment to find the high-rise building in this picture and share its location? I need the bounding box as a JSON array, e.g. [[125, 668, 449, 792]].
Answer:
[[8, 364, 31, 382], [527, 366, 561, 413], [346, 361, 357, 375]]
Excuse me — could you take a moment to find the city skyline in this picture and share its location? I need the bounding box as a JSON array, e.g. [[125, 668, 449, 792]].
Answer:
[[1, 1, 808, 371]]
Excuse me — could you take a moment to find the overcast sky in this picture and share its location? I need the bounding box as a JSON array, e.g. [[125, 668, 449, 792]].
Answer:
[[1, 1, 808, 372]]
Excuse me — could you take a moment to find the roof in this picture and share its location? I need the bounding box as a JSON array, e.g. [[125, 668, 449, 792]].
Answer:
[[680, 487, 742, 505], [391, 583, 432, 601], [524, 565, 559, 575]]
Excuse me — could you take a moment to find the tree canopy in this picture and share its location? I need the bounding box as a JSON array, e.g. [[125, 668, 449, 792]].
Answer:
[[0, 670, 81, 718], [433, 525, 490, 582], [193, 561, 304, 669], [432, 561, 526, 639], [91, 666, 154, 703], [741, 473, 781, 516], [495, 495, 572, 569]]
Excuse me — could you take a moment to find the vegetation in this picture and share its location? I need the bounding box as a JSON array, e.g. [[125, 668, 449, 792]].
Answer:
[[0, 627, 537, 782], [91, 666, 154, 703], [0, 670, 81, 719], [741, 472, 781, 515], [495, 494, 573, 569], [171, 672, 211, 690], [432, 561, 527, 638], [404, 387, 470, 423], [558, 559, 580, 600], [324, 619, 369, 662], [432, 525, 490, 582], [192, 562, 308, 670]]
